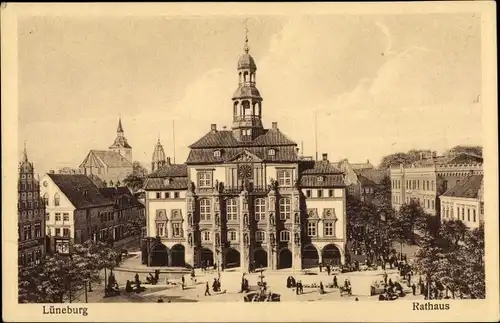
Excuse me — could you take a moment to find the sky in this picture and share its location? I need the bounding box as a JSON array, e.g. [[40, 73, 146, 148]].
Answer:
[[18, 14, 483, 174]]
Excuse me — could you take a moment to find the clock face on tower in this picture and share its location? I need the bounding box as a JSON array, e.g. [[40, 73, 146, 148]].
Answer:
[[238, 164, 253, 179]]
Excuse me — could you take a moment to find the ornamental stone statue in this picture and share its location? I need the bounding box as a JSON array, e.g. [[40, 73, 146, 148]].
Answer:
[[188, 233, 193, 246]]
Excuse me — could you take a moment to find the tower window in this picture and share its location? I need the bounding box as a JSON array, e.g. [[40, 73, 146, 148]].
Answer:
[[268, 149, 275, 156], [214, 150, 221, 157]]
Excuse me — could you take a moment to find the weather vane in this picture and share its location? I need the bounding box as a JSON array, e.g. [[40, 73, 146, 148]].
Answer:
[[243, 19, 250, 53]]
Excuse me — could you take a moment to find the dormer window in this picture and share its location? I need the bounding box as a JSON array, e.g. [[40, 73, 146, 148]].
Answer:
[[214, 150, 221, 157], [268, 149, 276, 156], [163, 178, 172, 186], [317, 176, 324, 182]]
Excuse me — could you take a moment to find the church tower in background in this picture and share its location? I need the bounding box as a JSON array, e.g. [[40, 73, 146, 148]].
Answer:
[[151, 137, 167, 172], [109, 116, 133, 162]]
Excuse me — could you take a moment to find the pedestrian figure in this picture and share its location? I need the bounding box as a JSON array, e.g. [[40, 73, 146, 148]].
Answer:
[[355, 297, 359, 301], [333, 275, 338, 288], [181, 275, 185, 290], [319, 281, 325, 294], [319, 263, 323, 272], [383, 272, 388, 285], [157, 298, 164, 303], [205, 282, 211, 296], [411, 283, 416, 296]]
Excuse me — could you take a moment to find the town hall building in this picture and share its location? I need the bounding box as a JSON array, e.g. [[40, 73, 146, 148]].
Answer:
[[142, 38, 347, 272]]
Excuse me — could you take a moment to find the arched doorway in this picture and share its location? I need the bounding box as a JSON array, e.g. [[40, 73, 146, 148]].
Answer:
[[225, 248, 240, 269], [322, 244, 342, 266], [150, 243, 168, 266], [302, 245, 319, 269], [278, 248, 292, 269], [200, 248, 214, 267], [254, 249, 268, 269], [171, 244, 185, 267]]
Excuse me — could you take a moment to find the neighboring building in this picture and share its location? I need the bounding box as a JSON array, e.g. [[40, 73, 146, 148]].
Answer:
[[18, 145, 46, 267], [142, 38, 347, 271], [355, 169, 388, 203], [79, 117, 133, 185], [299, 153, 347, 268], [41, 173, 115, 254], [335, 159, 386, 202], [390, 151, 483, 219], [99, 186, 146, 249], [151, 138, 167, 172], [439, 175, 484, 229]]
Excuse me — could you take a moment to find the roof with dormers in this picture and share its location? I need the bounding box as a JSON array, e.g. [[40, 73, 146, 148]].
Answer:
[[189, 128, 296, 149], [148, 163, 188, 178], [47, 174, 114, 209], [187, 128, 298, 164], [299, 160, 346, 188], [441, 175, 483, 199], [143, 163, 189, 190]]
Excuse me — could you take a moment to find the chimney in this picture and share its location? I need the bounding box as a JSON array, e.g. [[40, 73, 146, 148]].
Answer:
[[166, 157, 171, 165], [211, 124, 217, 132], [49, 170, 55, 174], [322, 153, 328, 162], [366, 159, 370, 164], [272, 122, 278, 130]]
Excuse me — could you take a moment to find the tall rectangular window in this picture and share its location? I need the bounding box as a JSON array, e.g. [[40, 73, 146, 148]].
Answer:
[[63, 228, 70, 237], [156, 223, 165, 237], [254, 198, 266, 221], [198, 172, 212, 188], [173, 223, 181, 237], [306, 190, 311, 198], [279, 197, 291, 220], [317, 190, 323, 198], [277, 170, 292, 187], [324, 222, 334, 236], [307, 222, 317, 237]]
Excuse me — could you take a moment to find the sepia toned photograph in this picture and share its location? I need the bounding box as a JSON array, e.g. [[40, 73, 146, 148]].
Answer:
[[2, 2, 498, 322]]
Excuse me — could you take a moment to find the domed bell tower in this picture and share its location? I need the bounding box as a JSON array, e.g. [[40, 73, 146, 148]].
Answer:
[[231, 32, 264, 142]]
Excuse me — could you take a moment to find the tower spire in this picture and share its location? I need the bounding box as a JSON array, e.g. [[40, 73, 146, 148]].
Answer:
[[117, 116, 124, 133], [23, 140, 28, 162]]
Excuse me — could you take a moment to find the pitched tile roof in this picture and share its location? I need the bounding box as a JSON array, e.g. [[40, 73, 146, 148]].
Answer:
[[300, 174, 345, 188], [357, 175, 377, 186], [47, 174, 113, 209], [351, 162, 374, 171], [143, 177, 190, 191], [299, 160, 345, 187], [148, 163, 188, 178], [300, 160, 343, 175], [99, 186, 144, 209], [186, 146, 299, 164], [441, 175, 484, 199], [188, 128, 297, 149], [355, 169, 388, 185], [79, 150, 133, 168]]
